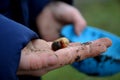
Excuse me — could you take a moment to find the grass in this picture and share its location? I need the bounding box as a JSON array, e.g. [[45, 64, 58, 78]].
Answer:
[[42, 0, 120, 80], [75, 0, 120, 35], [42, 65, 120, 80]]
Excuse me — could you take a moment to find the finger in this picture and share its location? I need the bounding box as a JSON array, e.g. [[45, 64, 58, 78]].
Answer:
[[53, 38, 112, 66], [72, 10, 87, 35], [69, 38, 112, 47]]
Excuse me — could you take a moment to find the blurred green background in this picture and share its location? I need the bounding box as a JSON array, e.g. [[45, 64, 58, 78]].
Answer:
[[42, 0, 120, 80]]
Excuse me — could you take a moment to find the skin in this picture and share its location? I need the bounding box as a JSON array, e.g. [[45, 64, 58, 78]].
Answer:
[[17, 38, 112, 76], [36, 1, 86, 41], [17, 1, 112, 77]]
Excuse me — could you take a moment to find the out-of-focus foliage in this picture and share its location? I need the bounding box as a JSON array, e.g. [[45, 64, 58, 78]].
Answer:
[[75, 0, 120, 36]]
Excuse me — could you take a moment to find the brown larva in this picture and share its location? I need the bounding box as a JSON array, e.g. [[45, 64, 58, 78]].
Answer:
[[52, 37, 69, 51]]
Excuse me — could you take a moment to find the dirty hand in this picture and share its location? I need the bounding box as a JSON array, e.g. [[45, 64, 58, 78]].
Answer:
[[17, 38, 112, 76], [36, 1, 86, 41]]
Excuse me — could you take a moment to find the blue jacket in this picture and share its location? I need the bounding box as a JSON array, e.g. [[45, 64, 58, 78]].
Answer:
[[0, 0, 72, 80]]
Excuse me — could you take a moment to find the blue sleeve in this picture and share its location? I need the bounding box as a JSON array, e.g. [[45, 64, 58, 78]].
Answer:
[[54, 0, 73, 5], [29, 0, 51, 21], [0, 14, 38, 80]]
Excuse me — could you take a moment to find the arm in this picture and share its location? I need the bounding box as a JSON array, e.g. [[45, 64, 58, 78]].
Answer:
[[0, 14, 38, 80], [0, 14, 112, 78]]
